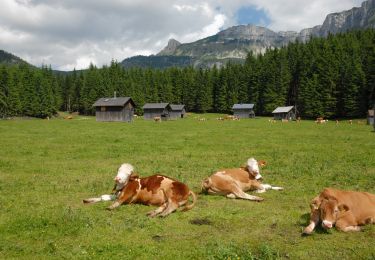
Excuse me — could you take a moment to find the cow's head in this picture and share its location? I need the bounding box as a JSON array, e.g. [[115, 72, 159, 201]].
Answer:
[[113, 163, 134, 191], [319, 198, 349, 229], [246, 158, 266, 180]]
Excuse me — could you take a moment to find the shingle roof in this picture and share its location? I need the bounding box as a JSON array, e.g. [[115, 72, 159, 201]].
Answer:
[[232, 104, 254, 110], [170, 104, 185, 110], [142, 103, 170, 109], [272, 106, 294, 113], [93, 97, 132, 107]]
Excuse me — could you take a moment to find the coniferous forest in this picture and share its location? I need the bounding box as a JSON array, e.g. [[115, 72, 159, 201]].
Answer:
[[0, 30, 374, 119]]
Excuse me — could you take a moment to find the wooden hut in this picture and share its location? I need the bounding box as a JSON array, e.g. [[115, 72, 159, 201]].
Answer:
[[142, 103, 171, 120], [367, 109, 374, 126], [170, 104, 186, 119], [272, 106, 296, 120], [232, 104, 255, 118], [93, 97, 135, 122]]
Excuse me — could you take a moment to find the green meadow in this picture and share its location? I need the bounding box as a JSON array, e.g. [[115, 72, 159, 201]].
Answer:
[[0, 115, 374, 259]]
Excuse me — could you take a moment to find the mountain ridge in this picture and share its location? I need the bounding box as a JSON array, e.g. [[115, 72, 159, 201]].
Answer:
[[121, 0, 375, 68]]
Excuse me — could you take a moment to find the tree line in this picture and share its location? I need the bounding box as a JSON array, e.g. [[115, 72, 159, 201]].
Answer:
[[0, 29, 374, 119]]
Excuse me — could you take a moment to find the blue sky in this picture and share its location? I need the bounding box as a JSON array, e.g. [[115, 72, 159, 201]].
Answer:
[[236, 6, 271, 27]]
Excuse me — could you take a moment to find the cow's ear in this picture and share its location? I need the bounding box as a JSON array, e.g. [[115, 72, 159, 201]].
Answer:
[[310, 198, 321, 210], [338, 204, 349, 212], [129, 172, 139, 180], [258, 160, 267, 167], [324, 194, 337, 202]]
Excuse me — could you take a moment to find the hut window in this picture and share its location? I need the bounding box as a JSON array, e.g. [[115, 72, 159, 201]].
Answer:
[[101, 106, 106, 112]]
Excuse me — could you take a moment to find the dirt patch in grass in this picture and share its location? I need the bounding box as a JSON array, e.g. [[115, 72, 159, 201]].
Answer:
[[189, 218, 213, 226]]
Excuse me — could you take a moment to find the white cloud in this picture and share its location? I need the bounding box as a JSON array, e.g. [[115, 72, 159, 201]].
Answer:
[[0, 0, 365, 70]]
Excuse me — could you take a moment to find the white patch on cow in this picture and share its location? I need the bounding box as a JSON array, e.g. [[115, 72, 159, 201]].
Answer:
[[114, 163, 134, 190], [247, 158, 262, 180]]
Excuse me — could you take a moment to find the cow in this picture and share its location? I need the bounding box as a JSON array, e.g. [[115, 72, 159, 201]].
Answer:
[[201, 158, 283, 201], [303, 188, 375, 234], [83, 163, 197, 217]]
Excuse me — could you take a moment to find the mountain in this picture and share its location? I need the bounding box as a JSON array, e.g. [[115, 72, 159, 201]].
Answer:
[[0, 50, 30, 66], [157, 39, 182, 55], [121, 0, 375, 69]]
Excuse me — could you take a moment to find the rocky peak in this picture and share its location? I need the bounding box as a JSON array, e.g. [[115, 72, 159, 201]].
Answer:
[[157, 38, 181, 55]]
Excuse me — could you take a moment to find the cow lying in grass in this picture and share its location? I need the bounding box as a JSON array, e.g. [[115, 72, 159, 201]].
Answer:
[[303, 188, 375, 234], [201, 158, 283, 201], [83, 163, 197, 217]]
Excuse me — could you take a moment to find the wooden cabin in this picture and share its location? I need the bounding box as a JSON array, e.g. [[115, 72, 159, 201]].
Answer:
[[93, 97, 135, 122], [142, 103, 171, 120], [272, 106, 296, 120], [367, 109, 374, 126], [170, 104, 186, 119], [232, 104, 255, 119]]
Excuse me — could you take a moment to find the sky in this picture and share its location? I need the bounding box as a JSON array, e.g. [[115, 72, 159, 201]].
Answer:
[[0, 0, 364, 71]]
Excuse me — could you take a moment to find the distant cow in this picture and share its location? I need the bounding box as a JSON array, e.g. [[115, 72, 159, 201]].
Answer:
[[201, 158, 283, 201], [83, 163, 197, 217], [303, 188, 375, 234]]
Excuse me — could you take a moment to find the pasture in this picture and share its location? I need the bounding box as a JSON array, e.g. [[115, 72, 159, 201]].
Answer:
[[0, 115, 374, 259]]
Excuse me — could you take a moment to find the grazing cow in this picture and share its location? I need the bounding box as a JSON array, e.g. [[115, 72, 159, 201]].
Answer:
[[201, 158, 283, 201], [153, 116, 161, 122], [303, 188, 375, 234], [83, 163, 197, 217]]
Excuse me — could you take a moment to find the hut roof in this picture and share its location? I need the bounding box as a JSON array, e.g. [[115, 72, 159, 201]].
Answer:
[[272, 106, 294, 114], [93, 97, 133, 107], [368, 109, 374, 117], [170, 104, 185, 111], [142, 103, 170, 109], [232, 104, 254, 110]]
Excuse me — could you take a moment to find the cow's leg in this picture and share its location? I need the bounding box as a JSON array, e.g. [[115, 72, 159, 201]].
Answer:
[[337, 225, 361, 232], [83, 194, 116, 204], [147, 203, 168, 217], [226, 193, 236, 199], [303, 208, 320, 235], [159, 201, 179, 217], [335, 214, 360, 232], [106, 191, 134, 211], [255, 183, 284, 193], [231, 187, 264, 201], [107, 200, 122, 210]]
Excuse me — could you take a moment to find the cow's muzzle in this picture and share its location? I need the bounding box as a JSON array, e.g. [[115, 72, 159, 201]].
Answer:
[[322, 220, 333, 229]]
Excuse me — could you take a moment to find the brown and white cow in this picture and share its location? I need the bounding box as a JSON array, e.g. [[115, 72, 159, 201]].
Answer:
[[303, 188, 375, 234], [83, 163, 197, 217], [201, 158, 283, 201]]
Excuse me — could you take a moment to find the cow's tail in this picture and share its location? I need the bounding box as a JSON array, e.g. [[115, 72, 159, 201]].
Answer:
[[200, 177, 211, 194], [182, 191, 197, 211]]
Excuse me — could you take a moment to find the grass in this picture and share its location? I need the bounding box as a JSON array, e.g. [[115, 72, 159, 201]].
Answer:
[[0, 114, 374, 259]]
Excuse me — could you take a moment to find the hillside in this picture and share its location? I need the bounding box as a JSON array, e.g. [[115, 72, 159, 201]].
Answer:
[[0, 50, 30, 66], [121, 0, 375, 69]]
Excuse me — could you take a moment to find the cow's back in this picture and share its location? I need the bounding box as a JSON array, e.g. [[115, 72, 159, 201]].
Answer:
[[214, 168, 252, 183], [321, 188, 375, 219]]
